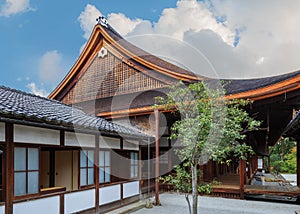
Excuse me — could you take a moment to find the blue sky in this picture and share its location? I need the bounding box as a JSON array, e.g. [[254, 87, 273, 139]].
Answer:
[[1, 0, 300, 96]]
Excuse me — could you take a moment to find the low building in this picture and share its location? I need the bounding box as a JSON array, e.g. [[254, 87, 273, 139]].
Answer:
[[0, 86, 148, 214]]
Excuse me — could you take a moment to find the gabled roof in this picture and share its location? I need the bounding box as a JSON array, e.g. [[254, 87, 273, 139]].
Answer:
[[49, 21, 202, 101], [0, 86, 148, 138]]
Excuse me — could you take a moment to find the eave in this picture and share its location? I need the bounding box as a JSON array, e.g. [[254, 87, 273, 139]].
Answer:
[[225, 75, 300, 101]]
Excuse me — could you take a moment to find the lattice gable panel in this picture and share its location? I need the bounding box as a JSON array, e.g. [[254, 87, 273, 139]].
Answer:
[[62, 50, 166, 105]]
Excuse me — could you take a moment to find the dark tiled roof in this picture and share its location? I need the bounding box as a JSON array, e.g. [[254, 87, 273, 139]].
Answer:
[[0, 86, 148, 138], [103, 23, 199, 79], [224, 70, 300, 94]]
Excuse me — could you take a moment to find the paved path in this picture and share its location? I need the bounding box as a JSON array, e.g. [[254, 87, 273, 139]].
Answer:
[[132, 193, 300, 214]]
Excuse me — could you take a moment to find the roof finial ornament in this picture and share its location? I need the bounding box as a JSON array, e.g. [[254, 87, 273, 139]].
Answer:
[[96, 16, 108, 28]]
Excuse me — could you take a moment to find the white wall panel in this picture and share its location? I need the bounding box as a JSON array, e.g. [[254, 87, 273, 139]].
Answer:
[[65, 132, 95, 148], [99, 184, 121, 205], [65, 189, 95, 214], [123, 181, 139, 198], [123, 140, 139, 150], [0, 123, 4, 142], [13, 196, 59, 214], [0, 205, 4, 214], [14, 125, 60, 145], [100, 136, 120, 149]]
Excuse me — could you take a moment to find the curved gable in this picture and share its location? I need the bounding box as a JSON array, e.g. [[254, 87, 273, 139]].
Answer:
[[49, 23, 201, 102]]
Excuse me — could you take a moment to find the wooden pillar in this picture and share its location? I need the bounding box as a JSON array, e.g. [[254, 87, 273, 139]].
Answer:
[[5, 123, 13, 214], [154, 109, 160, 205], [296, 138, 300, 187], [239, 159, 246, 199], [168, 138, 172, 173], [95, 134, 100, 213], [59, 193, 64, 214]]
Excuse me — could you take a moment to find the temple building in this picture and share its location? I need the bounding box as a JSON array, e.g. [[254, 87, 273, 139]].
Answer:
[[1, 17, 300, 213], [50, 17, 300, 199]]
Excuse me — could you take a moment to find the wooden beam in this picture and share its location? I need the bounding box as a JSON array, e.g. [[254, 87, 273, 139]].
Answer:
[[239, 159, 246, 199], [95, 134, 100, 213], [5, 123, 13, 214], [60, 193, 65, 214], [297, 139, 300, 187], [154, 109, 160, 206]]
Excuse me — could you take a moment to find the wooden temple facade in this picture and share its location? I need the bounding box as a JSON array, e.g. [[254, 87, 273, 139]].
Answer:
[[44, 17, 300, 210], [1, 15, 300, 214]]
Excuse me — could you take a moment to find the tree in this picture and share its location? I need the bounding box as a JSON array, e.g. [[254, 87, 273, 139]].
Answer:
[[270, 137, 296, 173], [155, 81, 260, 214]]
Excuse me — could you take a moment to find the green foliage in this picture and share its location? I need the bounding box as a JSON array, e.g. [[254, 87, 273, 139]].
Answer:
[[270, 138, 296, 173], [155, 81, 260, 164], [159, 162, 215, 194], [159, 162, 192, 194], [155, 81, 260, 214]]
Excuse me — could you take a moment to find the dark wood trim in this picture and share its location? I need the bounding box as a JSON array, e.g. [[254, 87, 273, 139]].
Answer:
[[60, 130, 65, 147], [138, 145, 142, 195], [297, 139, 300, 187], [154, 109, 160, 205], [120, 183, 124, 203], [120, 138, 123, 150], [60, 193, 64, 214], [95, 134, 100, 213], [49, 149, 55, 187], [5, 122, 13, 214], [239, 159, 246, 199]]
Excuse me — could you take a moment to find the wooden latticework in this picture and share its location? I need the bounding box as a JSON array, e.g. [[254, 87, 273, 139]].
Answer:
[[62, 50, 166, 105]]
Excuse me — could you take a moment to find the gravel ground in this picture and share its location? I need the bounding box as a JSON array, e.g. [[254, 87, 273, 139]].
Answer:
[[132, 193, 300, 214]]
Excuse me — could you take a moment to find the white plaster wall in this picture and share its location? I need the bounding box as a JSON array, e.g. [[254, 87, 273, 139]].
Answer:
[[0, 122, 4, 142], [14, 124, 60, 145], [65, 189, 95, 214], [0, 205, 4, 214], [65, 132, 95, 148], [13, 196, 59, 214], [100, 136, 120, 149], [123, 140, 139, 150], [123, 181, 139, 198], [99, 184, 121, 205]]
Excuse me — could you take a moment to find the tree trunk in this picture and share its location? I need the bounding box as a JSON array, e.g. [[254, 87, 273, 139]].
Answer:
[[191, 162, 198, 214], [185, 193, 192, 214]]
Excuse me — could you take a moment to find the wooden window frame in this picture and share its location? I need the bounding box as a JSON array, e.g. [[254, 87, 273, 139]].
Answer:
[[79, 149, 95, 188], [130, 151, 139, 179], [99, 150, 111, 184], [13, 145, 40, 198]]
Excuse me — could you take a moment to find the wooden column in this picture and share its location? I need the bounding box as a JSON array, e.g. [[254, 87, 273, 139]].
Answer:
[[154, 109, 160, 206], [5, 123, 13, 214], [239, 159, 246, 199], [95, 134, 100, 213], [296, 138, 300, 187]]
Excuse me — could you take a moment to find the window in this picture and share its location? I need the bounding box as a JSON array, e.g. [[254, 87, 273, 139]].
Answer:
[[99, 151, 110, 183], [80, 150, 94, 186], [14, 147, 39, 196], [130, 152, 138, 179]]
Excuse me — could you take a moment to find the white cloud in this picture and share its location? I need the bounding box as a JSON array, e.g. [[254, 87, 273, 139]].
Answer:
[[77, 1, 300, 79], [27, 82, 48, 97], [0, 0, 34, 17], [38, 50, 65, 85], [108, 13, 143, 36], [78, 4, 101, 39]]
